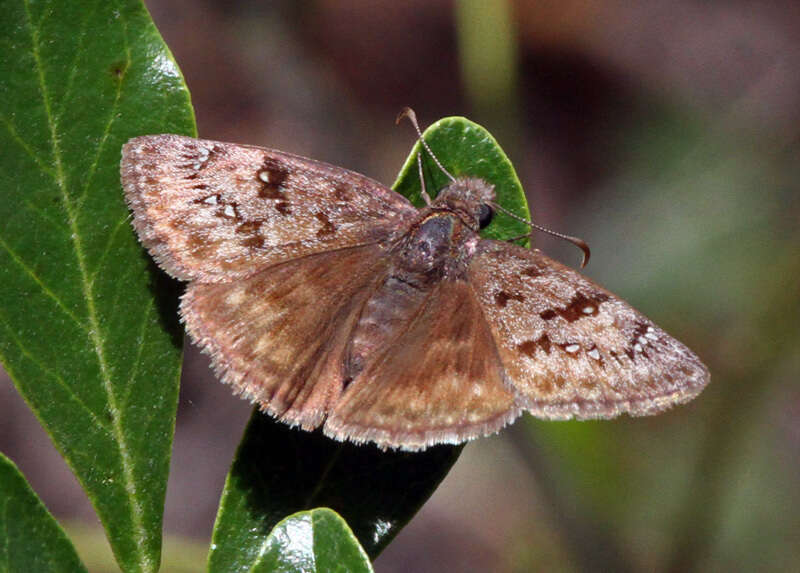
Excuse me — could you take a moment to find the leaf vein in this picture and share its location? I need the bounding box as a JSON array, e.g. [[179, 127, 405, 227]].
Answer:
[[53, 3, 95, 123], [75, 54, 131, 212], [89, 215, 130, 287], [0, 114, 58, 180], [0, 312, 112, 435], [22, 198, 71, 233], [0, 234, 87, 330], [120, 297, 155, 410]]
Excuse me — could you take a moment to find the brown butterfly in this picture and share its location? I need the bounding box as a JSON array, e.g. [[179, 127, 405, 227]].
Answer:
[[120, 111, 709, 451]]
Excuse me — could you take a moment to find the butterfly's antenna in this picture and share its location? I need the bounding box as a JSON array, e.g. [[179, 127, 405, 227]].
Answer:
[[397, 107, 456, 182], [416, 153, 433, 205], [490, 201, 592, 268]]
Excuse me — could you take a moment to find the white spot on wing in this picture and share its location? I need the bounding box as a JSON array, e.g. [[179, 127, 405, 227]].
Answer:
[[565, 344, 580, 354], [224, 205, 236, 217], [588, 348, 601, 360], [226, 287, 246, 306], [203, 195, 218, 205], [582, 305, 595, 314], [192, 147, 210, 170]]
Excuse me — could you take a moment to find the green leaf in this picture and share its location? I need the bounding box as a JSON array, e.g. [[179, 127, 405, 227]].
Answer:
[[392, 115, 531, 244], [247, 508, 373, 573], [0, 453, 87, 573], [209, 116, 530, 569], [0, 1, 195, 571], [207, 413, 461, 570]]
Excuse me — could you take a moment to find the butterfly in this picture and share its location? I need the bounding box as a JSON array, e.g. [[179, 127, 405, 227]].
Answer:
[[120, 111, 709, 451]]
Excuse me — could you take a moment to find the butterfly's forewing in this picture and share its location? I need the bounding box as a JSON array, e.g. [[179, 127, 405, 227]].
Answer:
[[182, 244, 391, 429], [468, 240, 709, 419], [121, 135, 415, 282], [325, 278, 520, 450]]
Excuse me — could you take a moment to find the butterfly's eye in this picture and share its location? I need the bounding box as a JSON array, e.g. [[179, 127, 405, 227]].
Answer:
[[478, 204, 494, 229]]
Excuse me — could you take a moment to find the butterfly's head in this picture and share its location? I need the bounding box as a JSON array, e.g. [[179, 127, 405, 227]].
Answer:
[[434, 176, 497, 231]]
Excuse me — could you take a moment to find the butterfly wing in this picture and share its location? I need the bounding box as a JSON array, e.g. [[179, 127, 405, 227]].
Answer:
[[181, 243, 391, 430], [468, 240, 710, 419], [325, 278, 520, 450], [121, 135, 416, 282]]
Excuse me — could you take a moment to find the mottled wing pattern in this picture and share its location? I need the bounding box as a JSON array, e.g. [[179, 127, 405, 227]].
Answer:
[[181, 244, 390, 430], [121, 135, 416, 282], [325, 279, 520, 450], [469, 240, 709, 419]]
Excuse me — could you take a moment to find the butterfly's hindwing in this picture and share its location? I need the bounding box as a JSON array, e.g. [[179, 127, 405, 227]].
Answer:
[[326, 278, 520, 450], [181, 243, 390, 429]]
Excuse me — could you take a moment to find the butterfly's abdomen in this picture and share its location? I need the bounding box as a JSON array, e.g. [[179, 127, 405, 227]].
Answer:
[[343, 274, 429, 382]]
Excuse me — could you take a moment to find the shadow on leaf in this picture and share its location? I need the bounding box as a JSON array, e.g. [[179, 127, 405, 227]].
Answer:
[[220, 409, 462, 559]]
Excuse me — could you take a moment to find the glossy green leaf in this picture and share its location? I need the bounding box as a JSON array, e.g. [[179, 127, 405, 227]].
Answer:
[[0, 1, 195, 571], [0, 453, 87, 573], [208, 116, 531, 569], [392, 115, 531, 244], [247, 508, 373, 573]]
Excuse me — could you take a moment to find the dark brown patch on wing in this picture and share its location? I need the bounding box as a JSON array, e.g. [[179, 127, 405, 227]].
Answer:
[[539, 291, 610, 322], [626, 321, 652, 361], [522, 265, 543, 278], [494, 290, 525, 308], [333, 184, 350, 202], [537, 334, 552, 354], [539, 308, 557, 320], [518, 333, 552, 356], [236, 220, 262, 234], [241, 236, 265, 249], [257, 160, 289, 200], [187, 235, 216, 258], [560, 291, 610, 322], [275, 201, 292, 215], [315, 212, 336, 237]]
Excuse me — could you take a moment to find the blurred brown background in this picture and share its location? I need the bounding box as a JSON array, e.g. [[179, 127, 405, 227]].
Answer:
[[2, 0, 799, 571]]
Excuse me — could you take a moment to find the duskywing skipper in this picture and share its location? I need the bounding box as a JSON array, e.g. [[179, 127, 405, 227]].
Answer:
[[120, 110, 709, 450]]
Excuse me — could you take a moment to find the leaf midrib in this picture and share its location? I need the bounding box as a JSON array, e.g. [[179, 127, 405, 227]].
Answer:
[[22, 0, 150, 569]]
